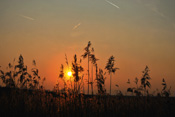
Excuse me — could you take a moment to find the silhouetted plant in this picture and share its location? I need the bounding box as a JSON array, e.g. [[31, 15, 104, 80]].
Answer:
[[127, 79, 130, 84], [105, 55, 119, 95], [96, 69, 106, 95], [82, 41, 91, 95], [134, 77, 138, 88], [126, 78, 142, 96], [0, 55, 44, 89], [30, 60, 44, 89], [133, 77, 142, 96], [81, 74, 85, 94], [95, 64, 98, 94], [2, 41, 175, 117], [126, 79, 134, 95], [161, 78, 171, 97], [65, 54, 69, 66], [115, 84, 123, 96], [72, 54, 84, 93], [89, 48, 99, 95], [58, 64, 66, 92], [141, 66, 151, 96], [65, 54, 74, 90], [56, 62, 67, 94], [0, 63, 16, 88]]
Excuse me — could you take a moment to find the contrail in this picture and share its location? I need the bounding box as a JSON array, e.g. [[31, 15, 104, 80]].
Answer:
[[72, 22, 81, 30], [105, 0, 120, 9], [19, 14, 35, 21]]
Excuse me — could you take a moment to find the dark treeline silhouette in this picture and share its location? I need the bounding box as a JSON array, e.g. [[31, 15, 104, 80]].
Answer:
[[0, 41, 175, 116]]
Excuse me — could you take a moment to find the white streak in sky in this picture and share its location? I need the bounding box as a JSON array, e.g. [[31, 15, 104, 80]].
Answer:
[[105, 0, 120, 9], [72, 22, 81, 30], [19, 14, 35, 21]]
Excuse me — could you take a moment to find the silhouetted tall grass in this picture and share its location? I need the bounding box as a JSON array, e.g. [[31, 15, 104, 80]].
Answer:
[[0, 41, 175, 116]]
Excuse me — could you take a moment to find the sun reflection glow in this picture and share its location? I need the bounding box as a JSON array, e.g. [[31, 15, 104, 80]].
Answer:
[[67, 71, 72, 77]]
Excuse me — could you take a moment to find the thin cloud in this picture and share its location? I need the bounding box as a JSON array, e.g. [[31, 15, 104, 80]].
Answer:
[[72, 22, 81, 30], [19, 14, 35, 21], [145, 4, 175, 30], [144, 3, 167, 19], [105, 0, 120, 9], [150, 7, 166, 19]]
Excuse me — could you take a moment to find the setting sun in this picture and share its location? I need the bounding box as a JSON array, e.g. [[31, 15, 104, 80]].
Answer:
[[67, 71, 72, 77]]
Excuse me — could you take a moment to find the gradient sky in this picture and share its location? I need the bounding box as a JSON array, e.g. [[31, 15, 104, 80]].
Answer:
[[0, 0, 175, 95]]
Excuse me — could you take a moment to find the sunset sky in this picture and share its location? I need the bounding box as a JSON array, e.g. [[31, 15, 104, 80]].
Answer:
[[0, 0, 175, 95]]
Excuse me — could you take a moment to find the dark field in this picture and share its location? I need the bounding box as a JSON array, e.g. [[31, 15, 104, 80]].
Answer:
[[0, 87, 175, 117]]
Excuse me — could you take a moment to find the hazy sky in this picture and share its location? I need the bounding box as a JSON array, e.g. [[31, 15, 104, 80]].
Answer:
[[0, 0, 175, 95]]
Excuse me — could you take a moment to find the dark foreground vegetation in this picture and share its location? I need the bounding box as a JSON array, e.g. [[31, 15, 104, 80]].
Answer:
[[0, 87, 175, 117], [0, 41, 175, 116]]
